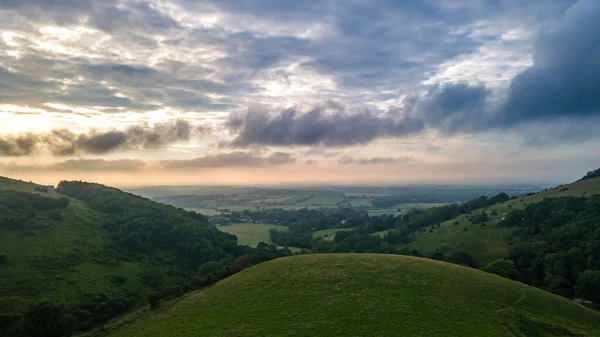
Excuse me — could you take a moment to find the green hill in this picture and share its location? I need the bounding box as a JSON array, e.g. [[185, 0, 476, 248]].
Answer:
[[400, 176, 600, 265], [0, 178, 291, 335], [103, 254, 600, 337]]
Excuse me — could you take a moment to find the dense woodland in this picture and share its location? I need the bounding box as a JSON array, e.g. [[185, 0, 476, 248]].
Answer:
[[498, 195, 600, 303]]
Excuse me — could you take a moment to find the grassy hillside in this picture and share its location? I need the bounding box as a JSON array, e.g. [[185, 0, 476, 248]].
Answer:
[[400, 177, 600, 264], [104, 254, 600, 337], [0, 178, 294, 335], [0, 178, 121, 303]]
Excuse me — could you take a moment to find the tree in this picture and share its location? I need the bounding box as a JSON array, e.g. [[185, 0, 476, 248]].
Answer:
[[148, 292, 161, 310], [575, 270, 600, 303], [452, 252, 477, 267], [484, 259, 520, 280], [0, 255, 6, 264], [24, 300, 74, 337]]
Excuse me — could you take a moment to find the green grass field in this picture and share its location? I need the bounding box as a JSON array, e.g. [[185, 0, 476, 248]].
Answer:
[[216, 223, 288, 246], [295, 196, 343, 206], [401, 214, 514, 265], [103, 254, 600, 337], [312, 228, 354, 241]]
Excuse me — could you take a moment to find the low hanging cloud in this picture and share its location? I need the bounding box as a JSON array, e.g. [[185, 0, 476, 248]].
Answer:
[[0, 119, 201, 156], [226, 102, 425, 147], [3, 158, 147, 172], [338, 156, 414, 165], [160, 151, 295, 170], [2, 152, 296, 173]]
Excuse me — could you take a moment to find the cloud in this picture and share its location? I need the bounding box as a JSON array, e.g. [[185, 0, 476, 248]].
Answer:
[[338, 156, 414, 165], [412, 0, 600, 140], [160, 151, 295, 170], [3, 158, 146, 172], [0, 119, 201, 156], [266, 152, 295, 165], [413, 83, 489, 134], [498, 0, 600, 126], [227, 102, 424, 147]]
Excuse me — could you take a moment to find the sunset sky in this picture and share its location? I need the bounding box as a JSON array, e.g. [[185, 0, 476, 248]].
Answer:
[[1, 0, 599, 186]]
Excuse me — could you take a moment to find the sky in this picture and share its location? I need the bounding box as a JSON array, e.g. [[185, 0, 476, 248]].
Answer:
[[0, 0, 599, 186]]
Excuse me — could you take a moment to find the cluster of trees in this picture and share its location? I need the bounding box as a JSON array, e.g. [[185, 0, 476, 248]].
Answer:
[[260, 193, 511, 252], [496, 195, 600, 304], [0, 190, 69, 230], [578, 167, 600, 181], [371, 196, 445, 208], [262, 209, 396, 249]]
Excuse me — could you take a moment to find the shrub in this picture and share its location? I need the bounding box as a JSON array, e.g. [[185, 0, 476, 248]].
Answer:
[[24, 299, 75, 337], [484, 259, 519, 280], [0, 255, 7, 264], [34, 186, 48, 193], [148, 292, 161, 309]]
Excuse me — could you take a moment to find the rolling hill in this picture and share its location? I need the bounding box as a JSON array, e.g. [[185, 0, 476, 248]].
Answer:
[[0, 177, 290, 335], [101, 254, 600, 337], [400, 176, 600, 265]]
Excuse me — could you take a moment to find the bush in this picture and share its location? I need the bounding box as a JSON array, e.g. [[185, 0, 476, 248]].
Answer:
[[0, 255, 7, 264], [34, 186, 48, 193], [484, 259, 519, 280], [49, 211, 63, 221], [24, 299, 75, 337], [148, 292, 161, 309]]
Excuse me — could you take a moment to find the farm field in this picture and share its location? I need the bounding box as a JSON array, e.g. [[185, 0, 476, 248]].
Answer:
[[104, 254, 600, 337], [216, 223, 288, 247]]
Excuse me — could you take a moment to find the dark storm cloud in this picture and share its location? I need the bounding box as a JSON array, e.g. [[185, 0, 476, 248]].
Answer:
[[160, 151, 295, 170], [409, 83, 489, 134], [227, 103, 425, 147], [498, 0, 600, 125], [413, 0, 600, 138], [338, 156, 414, 165], [0, 119, 200, 156]]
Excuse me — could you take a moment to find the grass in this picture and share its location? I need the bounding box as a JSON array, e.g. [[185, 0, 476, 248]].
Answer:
[[216, 223, 289, 246], [295, 196, 344, 206], [103, 254, 600, 337], [498, 177, 600, 211], [348, 198, 372, 207], [312, 228, 354, 241], [401, 214, 514, 265], [398, 178, 600, 266], [0, 177, 149, 305]]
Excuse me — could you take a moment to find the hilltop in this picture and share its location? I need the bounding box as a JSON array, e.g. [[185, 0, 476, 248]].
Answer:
[[103, 254, 600, 337]]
